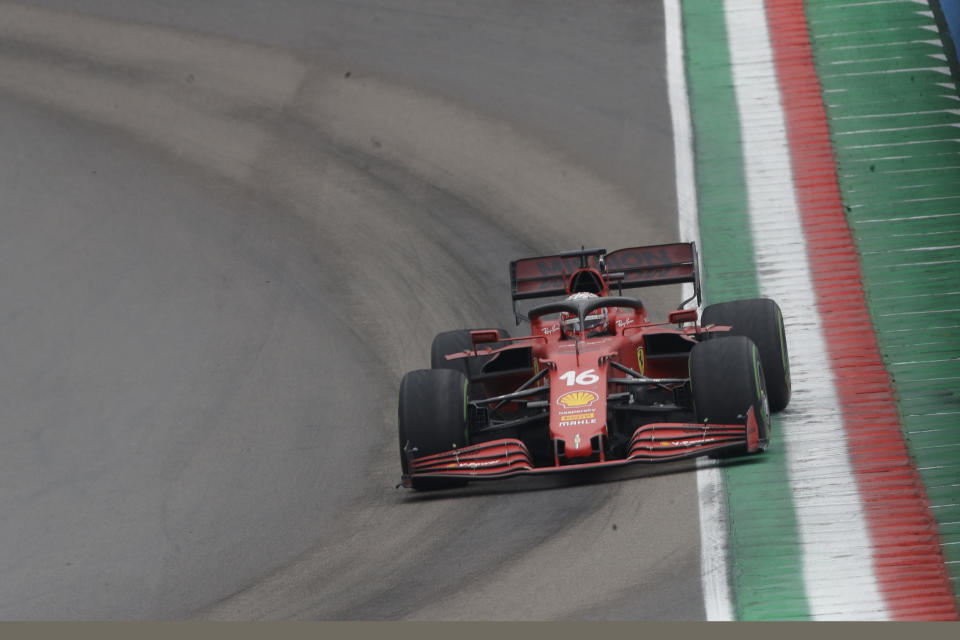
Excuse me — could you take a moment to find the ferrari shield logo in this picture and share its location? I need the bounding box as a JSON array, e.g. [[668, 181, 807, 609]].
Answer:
[[636, 347, 645, 375]]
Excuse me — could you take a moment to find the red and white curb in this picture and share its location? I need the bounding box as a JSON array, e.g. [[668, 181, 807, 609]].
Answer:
[[727, 0, 885, 619]]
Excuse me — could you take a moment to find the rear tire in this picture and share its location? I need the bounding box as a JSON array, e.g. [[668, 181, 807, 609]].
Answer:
[[398, 368, 469, 490], [701, 298, 791, 412], [690, 336, 770, 457]]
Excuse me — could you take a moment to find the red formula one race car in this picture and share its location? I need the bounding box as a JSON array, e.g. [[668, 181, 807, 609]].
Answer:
[[398, 243, 791, 490]]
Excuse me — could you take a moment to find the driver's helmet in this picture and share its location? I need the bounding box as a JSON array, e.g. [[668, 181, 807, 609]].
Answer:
[[563, 292, 609, 337]]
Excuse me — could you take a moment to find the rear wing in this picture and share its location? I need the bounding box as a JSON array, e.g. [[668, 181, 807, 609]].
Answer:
[[606, 243, 700, 295], [509, 242, 701, 320]]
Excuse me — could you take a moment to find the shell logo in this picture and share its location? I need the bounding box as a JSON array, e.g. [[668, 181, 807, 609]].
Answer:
[[557, 390, 599, 408]]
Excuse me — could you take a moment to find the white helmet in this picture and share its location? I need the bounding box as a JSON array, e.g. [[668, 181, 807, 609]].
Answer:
[[563, 292, 609, 336]]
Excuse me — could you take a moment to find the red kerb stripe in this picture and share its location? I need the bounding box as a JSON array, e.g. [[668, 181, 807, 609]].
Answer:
[[762, 0, 958, 621]]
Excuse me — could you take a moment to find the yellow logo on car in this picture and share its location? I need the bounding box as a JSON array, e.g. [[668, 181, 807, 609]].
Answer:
[[557, 391, 599, 408], [560, 411, 595, 422]]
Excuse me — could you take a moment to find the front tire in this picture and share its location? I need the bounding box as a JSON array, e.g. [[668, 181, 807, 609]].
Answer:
[[398, 368, 469, 490], [690, 336, 771, 457], [701, 297, 791, 412]]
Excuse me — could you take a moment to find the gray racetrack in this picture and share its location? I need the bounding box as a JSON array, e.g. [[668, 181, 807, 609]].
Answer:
[[0, 0, 705, 619]]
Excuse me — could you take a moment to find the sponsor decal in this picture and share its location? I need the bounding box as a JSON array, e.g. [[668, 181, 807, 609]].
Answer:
[[557, 390, 599, 408], [606, 247, 689, 283], [463, 459, 503, 469], [445, 459, 503, 469], [636, 347, 645, 375], [542, 324, 560, 336], [516, 256, 599, 291], [665, 438, 714, 447], [560, 410, 596, 425], [574, 434, 582, 449], [616, 317, 634, 329], [605, 248, 672, 271]]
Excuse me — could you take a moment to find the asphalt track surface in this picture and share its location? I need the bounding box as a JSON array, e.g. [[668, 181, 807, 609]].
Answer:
[[0, 0, 704, 619]]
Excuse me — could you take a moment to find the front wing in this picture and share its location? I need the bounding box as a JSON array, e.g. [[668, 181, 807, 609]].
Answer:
[[401, 408, 761, 488]]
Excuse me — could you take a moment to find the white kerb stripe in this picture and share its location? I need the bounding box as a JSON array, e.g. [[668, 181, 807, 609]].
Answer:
[[724, 0, 889, 620]]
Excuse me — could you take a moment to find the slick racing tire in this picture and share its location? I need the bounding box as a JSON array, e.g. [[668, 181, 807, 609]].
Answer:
[[398, 368, 469, 490], [430, 328, 511, 375], [701, 297, 791, 412], [690, 336, 771, 458]]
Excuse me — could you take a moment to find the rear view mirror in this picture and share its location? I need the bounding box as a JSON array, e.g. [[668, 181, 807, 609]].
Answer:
[[668, 308, 698, 325], [471, 329, 501, 345]]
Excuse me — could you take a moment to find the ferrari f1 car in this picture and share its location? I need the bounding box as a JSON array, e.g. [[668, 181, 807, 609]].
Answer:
[[398, 243, 791, 490]]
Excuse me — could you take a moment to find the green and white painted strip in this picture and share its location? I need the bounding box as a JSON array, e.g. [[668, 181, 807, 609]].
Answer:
[[672, 0, 814, 620]]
